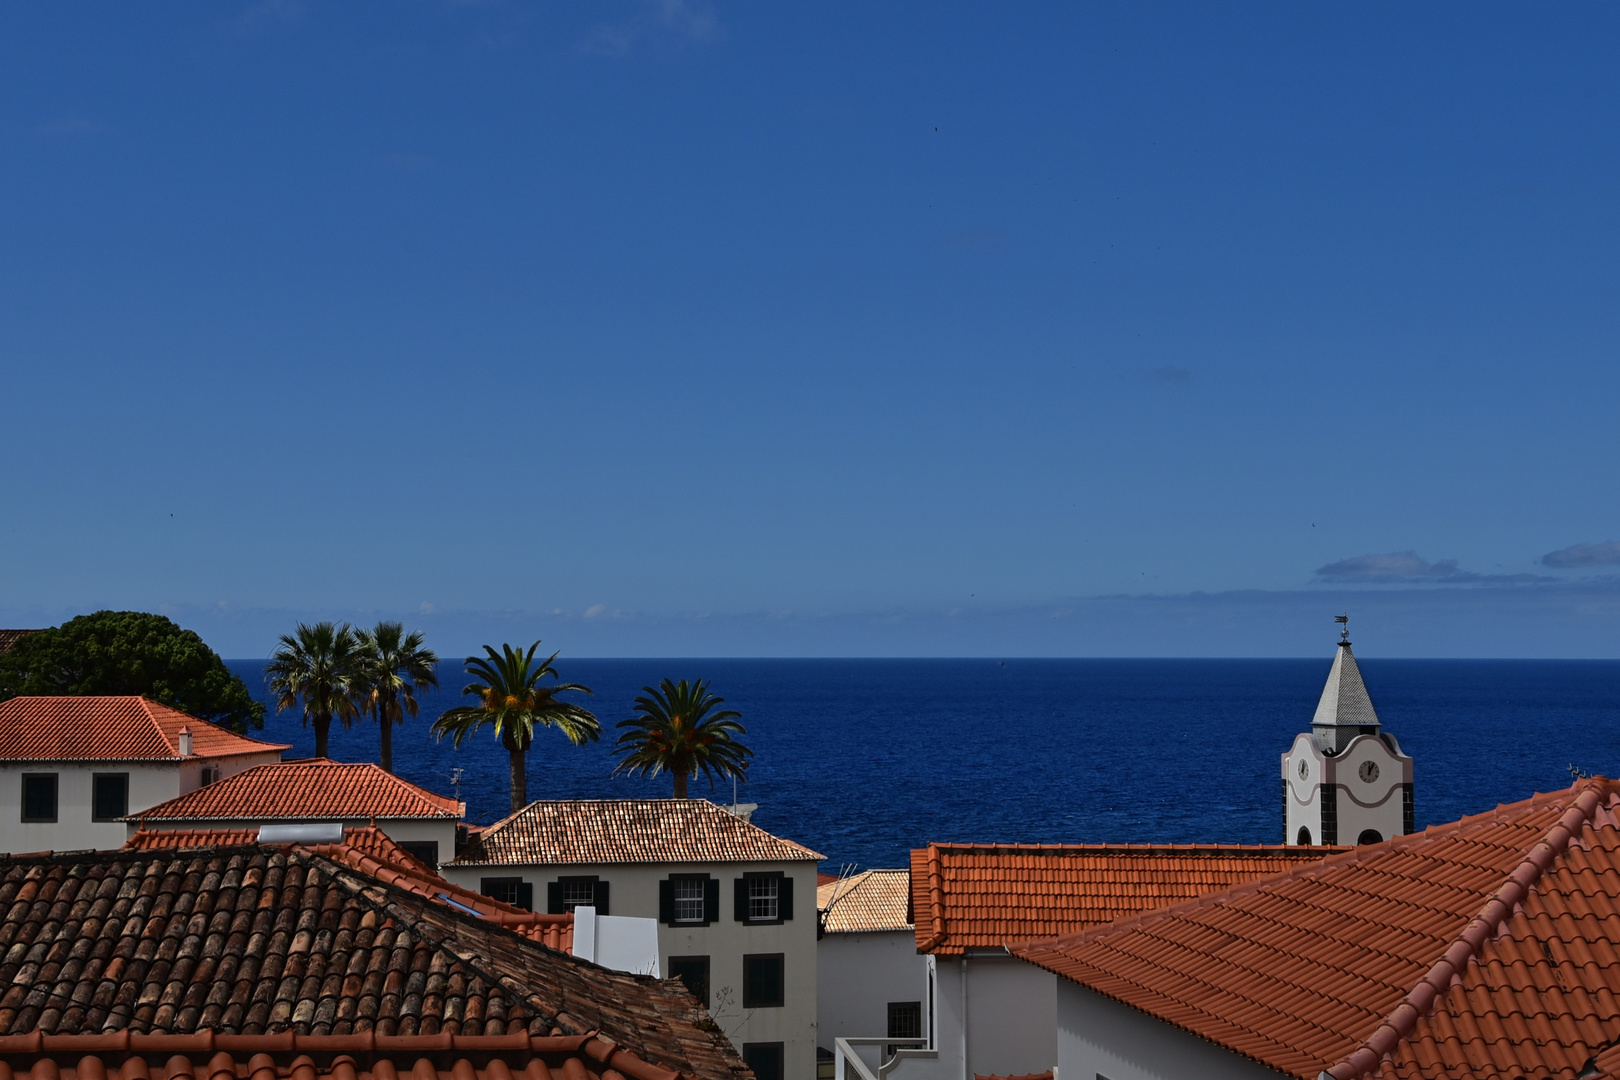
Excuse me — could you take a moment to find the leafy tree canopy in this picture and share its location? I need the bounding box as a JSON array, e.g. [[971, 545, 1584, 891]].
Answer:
[[0, 610, 265, 732]]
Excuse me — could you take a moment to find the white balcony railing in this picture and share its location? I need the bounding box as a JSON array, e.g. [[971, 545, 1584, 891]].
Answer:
[[834, 1038, 934, 1080]]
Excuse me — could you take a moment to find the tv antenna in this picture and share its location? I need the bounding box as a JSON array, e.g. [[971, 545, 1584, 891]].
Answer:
[[450, 767, 465, 803]]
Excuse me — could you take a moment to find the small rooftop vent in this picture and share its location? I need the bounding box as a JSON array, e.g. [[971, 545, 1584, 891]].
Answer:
[[257, 823, 344, 844]]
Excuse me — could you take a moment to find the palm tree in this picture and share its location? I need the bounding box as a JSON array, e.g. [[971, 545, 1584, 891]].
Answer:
[[354, 622, 439, 774], [431, 642, 600, 813], [612, 678, 751, 799], [265, 621, 363, 759]]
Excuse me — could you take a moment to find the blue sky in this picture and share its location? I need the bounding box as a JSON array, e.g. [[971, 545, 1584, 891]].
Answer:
[[2, 3, 1618, 658]]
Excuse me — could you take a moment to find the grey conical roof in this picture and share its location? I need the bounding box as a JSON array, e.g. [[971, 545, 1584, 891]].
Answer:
[[1311, 642, 1380, 728]]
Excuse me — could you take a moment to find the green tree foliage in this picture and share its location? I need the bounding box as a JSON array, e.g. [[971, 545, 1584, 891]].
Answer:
[[354, 622, 439, 775], [432, 642, 600, 814], [613, 678, 751, 799], [265, 621, 363, 759], [0, 610, 265, 732]]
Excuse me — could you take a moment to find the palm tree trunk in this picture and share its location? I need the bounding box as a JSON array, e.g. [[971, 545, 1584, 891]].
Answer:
[[673, 771, 688, 799], [379, 713, 393, 774], [315, 713, 330, 759], [509, 747, 527, 813]]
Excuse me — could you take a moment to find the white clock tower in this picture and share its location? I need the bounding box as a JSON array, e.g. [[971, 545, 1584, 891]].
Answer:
[[1281, 618, 1413, 846]]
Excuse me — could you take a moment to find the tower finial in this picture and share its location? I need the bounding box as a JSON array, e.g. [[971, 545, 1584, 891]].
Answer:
[[1335, 613, 1350, 644]]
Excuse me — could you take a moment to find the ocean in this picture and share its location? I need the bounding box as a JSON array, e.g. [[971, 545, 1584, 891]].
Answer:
[[224, 657, 1620, 872]]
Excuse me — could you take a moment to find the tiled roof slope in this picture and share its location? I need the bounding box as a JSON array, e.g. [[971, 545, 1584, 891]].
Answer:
[[132, 761, 461, 821], [124, 827, 574, 952], [0, 697, 288, 761], [455, 800, 822, 866], [818, 870, 912, 933], [0, 1031, 686, 1080], [0, 631, 38, 655], [1011, 779, 1620, 1080], [0, 845, 745, 1080], [911, 842, 1335, 955]]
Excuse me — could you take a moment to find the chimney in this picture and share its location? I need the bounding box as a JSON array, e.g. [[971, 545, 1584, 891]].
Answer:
[[178, 727, 193, 757]]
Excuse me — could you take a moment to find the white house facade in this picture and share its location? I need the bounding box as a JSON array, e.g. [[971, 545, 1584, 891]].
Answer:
[[0, 696, 288, 854], [441, 799, 823, 1080], [1281, 628, 1413, 847], [816, 870, 932, 1075]]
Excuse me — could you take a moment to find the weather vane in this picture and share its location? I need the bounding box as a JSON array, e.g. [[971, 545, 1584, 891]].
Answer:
[[1336, 613, 1350, 643]]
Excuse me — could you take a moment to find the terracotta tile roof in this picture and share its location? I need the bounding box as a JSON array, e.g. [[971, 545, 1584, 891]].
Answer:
[[1010, 779, 1620, 1080], [454, 800, 823, 867], [0, 844, 745, 1080], [0, 1031, 700, 1080], [131, 761, 461, 822], [0, 696, 288, 761], [124, 827, 575, 953], [0, 630, 38, 655], [817, 870, 912, 934], [910, 842, 1336, 956]]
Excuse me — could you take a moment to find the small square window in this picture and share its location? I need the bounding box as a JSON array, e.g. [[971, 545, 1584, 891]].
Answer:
[[21, 774, 57, 823], [674, 877, 705, 922], [561, 876, 598, 910], [92, 773, 128, 822], [668, 955, 710, 1008], [742, 1044, 783, 1080], [398, 841, 438, 868], [481, 877, 524, 906], [749, 874, 779, 921], [742, 952, 784, 1009], [887, 1000, 922, 1055]]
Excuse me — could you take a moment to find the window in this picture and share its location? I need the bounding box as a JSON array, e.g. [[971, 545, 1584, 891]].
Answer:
[[398, 841, 439, 868], [1296, 826, 1312, 846], [887, 1000, 922, 1057], [741, 1044, 783, 1080], [1357, 829, 1383, 846], [734, 872, 793, 923], [675, 877, 705, 922], [742, 952, 784, 1008], [480, 877, 533, 911], [199, 766, 220, 787], [548, 876, 609, 915], [92, 773, 129, 822], [668, 955, 710, 1008], [661, 874, 718, 925], [21, 774, 57, 823]]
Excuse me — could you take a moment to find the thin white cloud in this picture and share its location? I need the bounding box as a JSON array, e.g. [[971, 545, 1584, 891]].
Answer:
[[1541, 541, 1620, 569], [1315, 551, 1551, 586], [577, 0, 724, 57]]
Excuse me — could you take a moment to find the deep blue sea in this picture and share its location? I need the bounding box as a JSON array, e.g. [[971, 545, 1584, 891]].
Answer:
[[223, 658, 1620, 872]]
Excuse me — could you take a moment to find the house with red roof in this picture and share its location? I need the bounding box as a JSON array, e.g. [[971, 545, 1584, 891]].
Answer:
[[127, 757, 465, 869], [816, 870, 927, 1073], [0, 695, 287, 854]]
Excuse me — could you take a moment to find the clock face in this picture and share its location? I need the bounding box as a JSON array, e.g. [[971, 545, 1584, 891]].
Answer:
[[1359, 760, 1380, 783], [1298, 759, 1309, 780]]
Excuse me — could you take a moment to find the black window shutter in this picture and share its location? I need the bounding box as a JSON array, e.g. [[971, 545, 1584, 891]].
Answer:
[[547, 882, 564, 914], [659, 880, 675, 924], [704, 876, 720, 923], [518, 882, 534, 912], [779, 875, 793, 921], [594, 881, 610, 916], [734, 876, 748, 921]]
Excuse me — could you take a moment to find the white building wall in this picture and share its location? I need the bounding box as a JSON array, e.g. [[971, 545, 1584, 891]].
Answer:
[[1057, 978, 1288, 1080], [1283, 733, 1411, 847], [887, 955, 1055, 1080], [441, 859, 818, 1080], [817, 930, 930, 1053]]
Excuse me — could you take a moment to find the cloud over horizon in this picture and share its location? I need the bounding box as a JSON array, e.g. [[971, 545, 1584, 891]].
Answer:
[[1315, 551, 1551, 585], [1542, 541, 1620, 569]]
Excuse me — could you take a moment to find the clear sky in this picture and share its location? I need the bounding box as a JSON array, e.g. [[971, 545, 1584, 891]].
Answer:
[[3, 3, 1618, 658]]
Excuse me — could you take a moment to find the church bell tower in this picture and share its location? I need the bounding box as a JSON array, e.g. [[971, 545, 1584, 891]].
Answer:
[[1281, 617, 1413, 846]]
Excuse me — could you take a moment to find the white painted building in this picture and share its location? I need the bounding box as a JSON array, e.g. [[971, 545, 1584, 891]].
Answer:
[[816, 870, 930, 1074], [0, 696, 288, 853], [126, 757, 465, 868], [1281, 627, 1414, 847], [441, 799, 823, 1080]]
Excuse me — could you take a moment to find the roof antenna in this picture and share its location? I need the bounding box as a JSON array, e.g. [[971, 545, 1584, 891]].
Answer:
[[450, 767, 464, 805], [1336, 613, 1350, 645]]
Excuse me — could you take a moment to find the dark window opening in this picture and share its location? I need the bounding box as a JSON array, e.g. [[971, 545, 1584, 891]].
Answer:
[[1320, 785, 1339, 845], [735, 871, 793, 923], [21, 774, 57, 823], [887, 1000, 922, 1056], [92, 773, 128, 822], [1296, 826, 1312, 846], [742, 1044, 784, 1080], [1357, 829, 1383, 845], [398, 841, 439, 868], [480, 877, 533, 911], [742, 953, 785, 1008], [668, 955, 710, 1008]]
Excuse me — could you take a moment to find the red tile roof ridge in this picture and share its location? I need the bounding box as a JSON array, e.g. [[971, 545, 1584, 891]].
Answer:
[[924, 841, 1334, 854], [1011, 783, 1606, 963], [0, 696, 290, 760], [1320, 780, 1608, 1080], [132, 758, 462, 820], [919, 842, 947, 951]]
